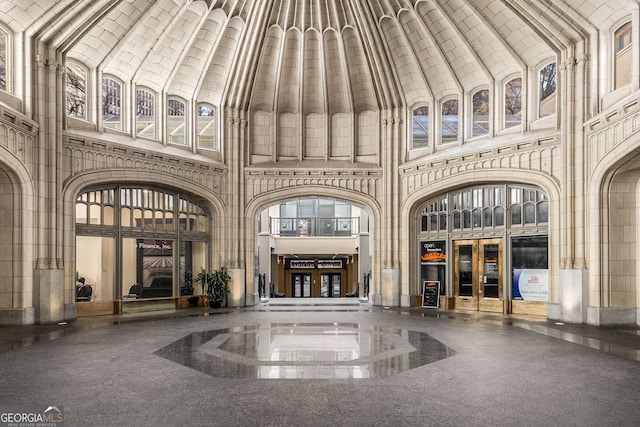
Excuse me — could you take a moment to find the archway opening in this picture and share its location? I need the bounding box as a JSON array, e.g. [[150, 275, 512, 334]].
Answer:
[[255, 196, 372, 300]]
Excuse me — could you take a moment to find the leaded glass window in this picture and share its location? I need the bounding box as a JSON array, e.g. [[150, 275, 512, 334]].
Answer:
[[441, 99, 458, 143], [168, 99, 186, 145], [66, 62, 87, 119], [412, 105, 429, 148], [102, 77, 122, 130], [539, 63, 556, 117], [197, 104, 216, 149], [418, 185, 546, 235], [472, 90, 489, 137], [0, 27, 7, 92], [505, 78, 521, 128], [615, 22, 632, 89], [136, 88, 155, 138]]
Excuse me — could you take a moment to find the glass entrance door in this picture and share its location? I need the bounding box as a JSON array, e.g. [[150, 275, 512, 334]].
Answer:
[[320, 273, 341, 297], [454, 238, 503, 312], [292, 273, 311, 297]]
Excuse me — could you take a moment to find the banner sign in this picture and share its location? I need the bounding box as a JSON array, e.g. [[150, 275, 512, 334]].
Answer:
[[317, 259, 344, 269], [513, 269, 549, 301], [420, 241, 446, 265], [289, 260, 316, 269], [288, 259, 345, 269]]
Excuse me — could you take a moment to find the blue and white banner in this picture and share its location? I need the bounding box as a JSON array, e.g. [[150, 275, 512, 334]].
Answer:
[[513, 269, 549, 301]]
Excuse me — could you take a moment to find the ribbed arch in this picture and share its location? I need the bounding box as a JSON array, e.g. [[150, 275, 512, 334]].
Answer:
[[198, 17, 244, 106], [136, 3, 207, 92], [277, 29, 302, 114], [302, 29, 324, 115], [434, 0, 522, 82], [67, 1, 152, 69], [470, 0, 552, 69], [414, 2, 486, 92], [169, 9, 227, 99], [379, 16, 429, 106], [323, 29, 350, 114], [250, 26, 283, 112], [397, 9, 450, 100], [102, 1, 184, 81], [343, 28, 378, 113]]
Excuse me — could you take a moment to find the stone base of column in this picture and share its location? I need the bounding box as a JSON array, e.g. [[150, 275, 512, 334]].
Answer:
[[587, 306, 638, 326], [400, 294, 413, 308], [64, 303, 77, 321], [0, 307, 35, 325], [245, 292, 259, 307], [557, 268, 588, 323], [227, 268, 245, 307], [381, 268, 400, 307], [35, 268, 64, 324]]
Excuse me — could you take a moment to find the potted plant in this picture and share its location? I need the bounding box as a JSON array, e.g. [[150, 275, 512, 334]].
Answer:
[[196, 266, 231, 308]]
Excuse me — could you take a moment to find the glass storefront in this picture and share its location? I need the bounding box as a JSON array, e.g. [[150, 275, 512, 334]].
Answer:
[[75, 186, 209, 303], [417, 184, 548, 312], [512, 236, 549, 302]]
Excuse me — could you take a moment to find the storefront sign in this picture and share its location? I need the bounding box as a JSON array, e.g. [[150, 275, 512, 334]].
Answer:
[[513, 269, 549, 301], [420, 241, 447, 297], [317, 259, 344, 269], [421, 241, 446, 265], [422, 281, 440, 308], [288, 259, 345, 269], [289, 260, 316, 269]]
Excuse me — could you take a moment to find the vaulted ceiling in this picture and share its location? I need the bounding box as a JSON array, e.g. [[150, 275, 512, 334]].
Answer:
[[1, 0, 631, 115]]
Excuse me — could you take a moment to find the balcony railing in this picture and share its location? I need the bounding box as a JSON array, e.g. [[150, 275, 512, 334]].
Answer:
[[269, 217, 359, 237]]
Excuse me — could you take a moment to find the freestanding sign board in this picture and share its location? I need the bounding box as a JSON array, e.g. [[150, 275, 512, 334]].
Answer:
[[422, 280, 440, 308]]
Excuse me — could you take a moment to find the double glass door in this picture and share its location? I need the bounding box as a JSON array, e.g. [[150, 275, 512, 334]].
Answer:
[[290, 272, 343, 297], [292, 273, 311, 297], [454, 238, 503, 311], [320, 273, 341, 297]]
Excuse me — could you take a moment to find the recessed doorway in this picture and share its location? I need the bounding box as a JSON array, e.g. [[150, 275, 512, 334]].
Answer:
[[453, 238, 503, 312]]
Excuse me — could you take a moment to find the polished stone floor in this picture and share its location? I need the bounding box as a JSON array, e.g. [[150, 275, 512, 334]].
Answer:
[[1, 300, 640, 426]]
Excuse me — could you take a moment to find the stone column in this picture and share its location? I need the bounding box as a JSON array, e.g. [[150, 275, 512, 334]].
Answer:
[[33, 48, 64, 323]]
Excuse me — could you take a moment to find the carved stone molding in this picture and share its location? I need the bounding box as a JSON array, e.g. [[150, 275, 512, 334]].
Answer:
[[245, 167, 382, 201], [400, 135, 560, 191], [585, 95, 640, 173], [63, 134, 226, 192], [0, 107, 38, 172]]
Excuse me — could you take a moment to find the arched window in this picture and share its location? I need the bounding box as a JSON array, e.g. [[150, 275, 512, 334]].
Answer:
[[136, 88, 155, 139], [504, 77, 522, 128], [197, 104, 216, 149], [614, 22, 632, 89], [471, 90, 489, 137], [102, 77, 122, 131], [418, 184, 546, 234], [0, 26, 8, 92], [441, 98, 459, 143], [167, 99, 186, 145], [539, 62, 556, 118], [412, 105, 429, 149], [509, 187, 547, 226], [66, 62, 87, 119]]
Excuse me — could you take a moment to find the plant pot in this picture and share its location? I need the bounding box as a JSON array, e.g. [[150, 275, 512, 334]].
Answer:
[[208, 299, 222, 308]]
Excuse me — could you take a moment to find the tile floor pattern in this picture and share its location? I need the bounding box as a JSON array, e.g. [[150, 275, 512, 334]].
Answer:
[[1, 301, 640, 426]]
